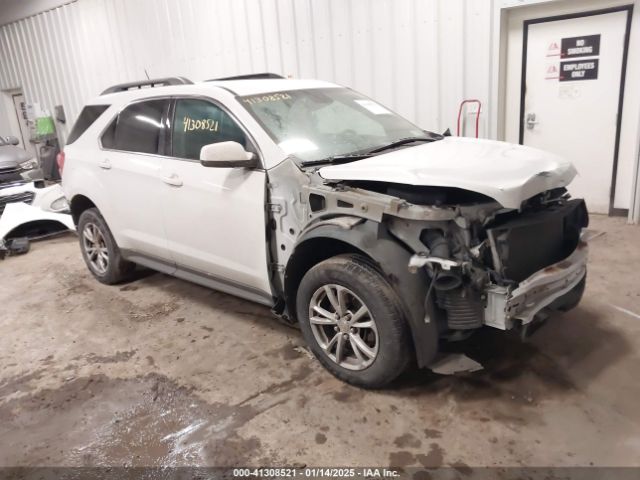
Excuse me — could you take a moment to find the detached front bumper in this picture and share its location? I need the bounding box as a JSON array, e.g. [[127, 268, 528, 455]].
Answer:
[[484, 241, 588, 330]]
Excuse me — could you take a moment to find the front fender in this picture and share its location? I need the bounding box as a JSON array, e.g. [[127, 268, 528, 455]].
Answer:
[[291, 218, 439, 367]]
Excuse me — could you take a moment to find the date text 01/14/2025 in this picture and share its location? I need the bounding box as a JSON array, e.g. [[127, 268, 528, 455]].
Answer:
[[232, 468, 401, 478]]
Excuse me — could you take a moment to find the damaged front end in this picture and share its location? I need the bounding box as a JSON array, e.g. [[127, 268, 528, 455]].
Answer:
[[482, 198, 588, 331], [403, 188, 589, 336], [267, 156, 589, 365]]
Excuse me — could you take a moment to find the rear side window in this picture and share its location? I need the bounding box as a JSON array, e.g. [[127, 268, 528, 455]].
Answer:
[[171, 99, 248, 160], [102, 99, 167, 154], [66, 105, 110, 145]]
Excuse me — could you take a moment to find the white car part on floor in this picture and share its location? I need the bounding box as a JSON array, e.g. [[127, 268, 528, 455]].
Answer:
[[0, 181, 69, 212], [0, 202, 75, 241]]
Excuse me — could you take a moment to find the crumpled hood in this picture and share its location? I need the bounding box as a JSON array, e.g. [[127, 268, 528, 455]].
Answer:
[[318, 137, 577, 209]]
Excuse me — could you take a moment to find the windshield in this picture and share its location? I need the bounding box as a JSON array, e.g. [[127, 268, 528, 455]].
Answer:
[[239, 88, 429, 163]]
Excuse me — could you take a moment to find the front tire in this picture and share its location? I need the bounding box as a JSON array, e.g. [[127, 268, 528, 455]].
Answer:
[[78, 208, 135, 285], [296, 254, 412, 388]]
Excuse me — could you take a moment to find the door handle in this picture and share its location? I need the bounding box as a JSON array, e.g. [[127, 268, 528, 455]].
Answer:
[[526, 113, 539, 130], [98, 159, 112, 170], [162, 173, 183, 187]]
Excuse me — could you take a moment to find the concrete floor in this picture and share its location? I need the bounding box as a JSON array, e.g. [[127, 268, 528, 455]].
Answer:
[[1, 215, 639, 468]]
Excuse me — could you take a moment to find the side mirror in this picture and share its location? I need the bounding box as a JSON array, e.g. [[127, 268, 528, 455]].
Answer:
[[200, 141, 257, 168], [6, 136, 20, 146]]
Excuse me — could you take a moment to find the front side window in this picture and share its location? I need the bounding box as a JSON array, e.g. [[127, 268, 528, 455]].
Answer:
[[239, 88, 427, 162], [102, 99, 167, 154], [171, 99, 248, 160]]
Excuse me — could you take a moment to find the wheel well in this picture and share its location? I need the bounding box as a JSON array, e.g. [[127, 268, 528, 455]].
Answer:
[[283, 237, 373, 322], [283, 221, 440, 367], [5, 220, 69, 239], [69, 195, 96, 225]]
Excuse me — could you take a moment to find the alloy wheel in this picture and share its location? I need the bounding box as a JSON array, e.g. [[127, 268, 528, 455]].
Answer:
[[82, 222, 109, 275], [308, 284, 379, 371]]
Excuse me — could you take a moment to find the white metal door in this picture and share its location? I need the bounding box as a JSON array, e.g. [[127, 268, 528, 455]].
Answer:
[[521, 9, 629, 214]]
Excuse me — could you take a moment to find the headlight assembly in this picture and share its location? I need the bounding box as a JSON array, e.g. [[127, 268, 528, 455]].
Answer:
[[50, 196, 70, 211]]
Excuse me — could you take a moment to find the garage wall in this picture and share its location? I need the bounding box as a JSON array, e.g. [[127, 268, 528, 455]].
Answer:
[[0, 0, 493, 144], [0, 0, 74, 26]]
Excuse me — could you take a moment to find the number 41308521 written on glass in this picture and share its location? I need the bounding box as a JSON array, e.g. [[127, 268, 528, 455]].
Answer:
[[183, 117, 219, 132]]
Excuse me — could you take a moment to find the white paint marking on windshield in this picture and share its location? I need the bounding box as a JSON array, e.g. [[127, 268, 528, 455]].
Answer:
[[354, 99, 392, 115], [278, 138, 318, 154]]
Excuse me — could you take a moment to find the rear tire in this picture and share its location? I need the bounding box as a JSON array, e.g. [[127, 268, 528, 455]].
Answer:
[[78, 208, 135, 285], [296, 254, 412, 388]]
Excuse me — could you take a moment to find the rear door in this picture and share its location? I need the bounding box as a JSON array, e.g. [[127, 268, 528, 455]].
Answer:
[[99, 99, 173, 263], [160, 97, 272, 302]]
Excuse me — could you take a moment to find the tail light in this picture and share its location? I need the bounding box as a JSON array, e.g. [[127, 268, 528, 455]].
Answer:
[[56, 151, 65, 175]]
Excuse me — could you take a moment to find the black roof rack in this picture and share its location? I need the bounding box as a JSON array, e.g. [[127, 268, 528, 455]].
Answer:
[[207, 72, 285, 82], [101, 77, 193, 95]]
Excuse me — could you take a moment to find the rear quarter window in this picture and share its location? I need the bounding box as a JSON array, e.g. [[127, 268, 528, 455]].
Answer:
[[66, 105, 110, 145], [101, 99, 168, 154]]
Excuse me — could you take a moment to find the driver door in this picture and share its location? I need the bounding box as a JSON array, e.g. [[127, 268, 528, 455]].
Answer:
[[160, 97, 272, 302]]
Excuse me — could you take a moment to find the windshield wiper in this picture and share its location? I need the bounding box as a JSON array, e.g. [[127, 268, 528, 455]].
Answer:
[[299, 153, 373, 167], [299, 134, 443, 167], [366, 136, 438, 155]]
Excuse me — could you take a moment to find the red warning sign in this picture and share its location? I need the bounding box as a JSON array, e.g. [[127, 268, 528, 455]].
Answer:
[[545, 64, 559, 80], [547, 41, 561, 57]]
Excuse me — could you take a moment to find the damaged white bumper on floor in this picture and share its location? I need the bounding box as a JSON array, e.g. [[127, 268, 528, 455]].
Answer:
[[0, 182, 74, 248], [0, 181, 69, 213], [0, 202, 75, 240]]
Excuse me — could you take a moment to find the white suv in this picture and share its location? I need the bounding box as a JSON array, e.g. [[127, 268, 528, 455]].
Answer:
[[61, 74, 588, 388]]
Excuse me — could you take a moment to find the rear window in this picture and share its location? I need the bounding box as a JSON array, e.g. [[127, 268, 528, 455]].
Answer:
[[101, 100, 167, 154], [66, 105, 110, 145]]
